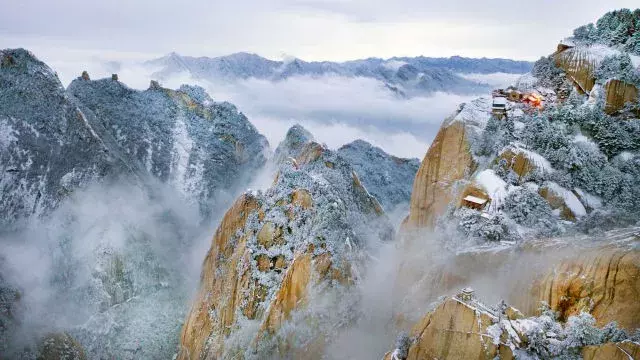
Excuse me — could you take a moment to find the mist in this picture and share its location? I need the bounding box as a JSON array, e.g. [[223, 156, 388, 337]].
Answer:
[[0, 176, 241, 357], [40, 52, 485, 159], [318, 228, 583, 359], [0, 49, 535, 359]]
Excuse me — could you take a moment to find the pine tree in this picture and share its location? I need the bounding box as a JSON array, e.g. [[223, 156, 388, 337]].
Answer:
[[626, 30, 640, 55], [611, 22, 629, 46], [573, 24, 596, 44], [596, 12, 617, 45]]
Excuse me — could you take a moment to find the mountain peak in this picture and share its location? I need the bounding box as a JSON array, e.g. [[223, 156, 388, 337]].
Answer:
[[273, 124, 315, 164]]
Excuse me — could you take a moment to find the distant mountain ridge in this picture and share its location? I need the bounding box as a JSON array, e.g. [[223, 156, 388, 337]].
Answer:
[[146, 52, 533, 97]]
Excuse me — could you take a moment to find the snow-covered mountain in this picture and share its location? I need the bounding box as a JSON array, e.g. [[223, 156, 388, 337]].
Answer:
[[146, 52, 533, 97], [337, 139, 419, 214], [0, 49, 269, 227], [0, 48, 270, 359]]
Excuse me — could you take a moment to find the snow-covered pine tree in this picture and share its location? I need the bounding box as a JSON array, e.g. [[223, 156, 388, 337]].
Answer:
[[562, 313, 603, 352], [611, 22, 630, 46], [626, 30, 640, 55], [573, 24, 596, 44]]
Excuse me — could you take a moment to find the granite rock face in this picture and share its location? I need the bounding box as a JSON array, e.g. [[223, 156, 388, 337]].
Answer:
[[178, 130, 393, 359], [272, 124, 314, 165], [526, 246, 640, 331], [403, 117, 476, 229]]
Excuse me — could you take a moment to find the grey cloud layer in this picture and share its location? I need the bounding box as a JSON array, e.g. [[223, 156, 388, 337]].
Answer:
[[1, 1, 639, 60]]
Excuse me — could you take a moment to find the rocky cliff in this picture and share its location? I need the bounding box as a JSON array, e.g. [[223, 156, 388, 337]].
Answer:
[[385, 296, 516, 360], [389, 227, 640, 353], [178, 127, 393, 359], [403, 98, 491, 229], [0, 48, 269, 227], [0, 49, 270, 359], [525, 242, 640, 331], [67, 78, 268, 217], [386, 291, 640, 360], [554, 43, 640, 114], [0, 49, 124, 228]]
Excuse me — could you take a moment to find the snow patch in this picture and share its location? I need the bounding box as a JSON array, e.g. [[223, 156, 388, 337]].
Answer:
[[503, 144, 554, 174], [452, 97, 493, 133], [545, 182, 587, 218], [573, 188, 602, 210], [0, 117, 18, 150], [475, 169, 508, 212], [573, 133, 599, 151], [382, 60, 408, 71], [170, 115, 194, 199]]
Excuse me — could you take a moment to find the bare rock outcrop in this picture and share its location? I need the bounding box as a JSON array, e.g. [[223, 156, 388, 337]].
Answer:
[[554, 45, 598, 94], [604, 79, 639, 114], [384, 295, 524, 360], [404, 115, 478, 229], [583, 341, 640, 360], [526, 246, 640, 331], [554, 44, 638, 114]]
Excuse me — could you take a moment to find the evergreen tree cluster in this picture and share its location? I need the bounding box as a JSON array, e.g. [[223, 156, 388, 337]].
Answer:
[[471, 94, 640, 237], [572, 8, 640, 55], [503, 187, 554, 227], [594, 53, 640, 86], [515, 310, 635, 360], [519, 102, 640, 218]]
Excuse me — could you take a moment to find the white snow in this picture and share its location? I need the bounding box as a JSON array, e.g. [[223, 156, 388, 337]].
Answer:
[[500, 319, 521, 348], [493, 97, 507, 106], [631, 54, 640, 70], [475, 169, 508, 212], [0, 117, 18, 150], [616, 151, 636, 161], [170, 115, 194, 199], [570, 44, 640, 70], [77, 110, 101, 140], [545, 182, 587, 218], [515, 73, 538, 92], [573, 187, 602, 210], [510, 318, 539, 336], [510, 109, 525, 119], [559, 38, 576, 47], [382, 60, 408, 71], [573, 133, 599, 151], [452, 97, 493, 132], [589, 84, 604, 104], [486, 323, 503, 345], [464, 195, 488, 205], [502, 144, 554, 174], [583, 44, 621, 64]]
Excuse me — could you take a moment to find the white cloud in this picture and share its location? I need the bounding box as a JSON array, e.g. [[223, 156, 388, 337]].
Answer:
[[199, 75, 476, 158], [43, 53, 472, 159]]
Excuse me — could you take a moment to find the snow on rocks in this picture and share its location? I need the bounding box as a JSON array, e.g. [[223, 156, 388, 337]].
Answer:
[[475, 169, 508, 213], [337, 139, 419, 213], [178, 130, 394, 359], [540, 182, 587, 220], [451, 97, 493, 135]]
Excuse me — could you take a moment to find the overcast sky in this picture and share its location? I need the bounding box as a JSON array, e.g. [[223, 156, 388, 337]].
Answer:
[[1, 1, 638, 62]]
